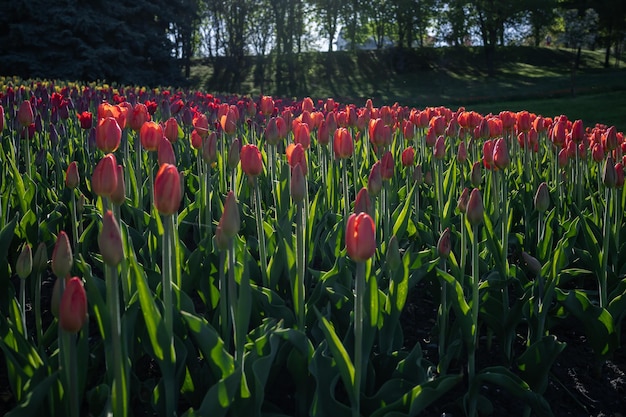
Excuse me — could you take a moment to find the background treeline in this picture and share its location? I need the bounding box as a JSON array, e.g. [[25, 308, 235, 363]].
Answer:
[[0, 0, 623, 90]]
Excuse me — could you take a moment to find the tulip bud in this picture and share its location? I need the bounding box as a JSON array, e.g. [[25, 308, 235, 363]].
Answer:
[[380, 151, 394, 181], [33, 242, 48, 273], [228, 138, 241, 170], [522, 251, 542, 277], [401, 147, 415, 167], [215, 191, 240, 250], [433, 135, 445, 160], [52, 231, 73, 278], [345, 212, 376, 262], [163, 117, 180, 143], [457, 187, 470, 213], [140, 121, 162, 151], [354, 187, 372, 217], [202, 131, 218, 164], [615, 163, 624, 188], [158, 136, 177, 166], [154, 163, 182, 215], [98, 211, 124, 266], [191, 129, 203, 149], [240, 144, 263, 177], [603, 156, 616, 188], [290, 164, 307, 204], [16, 243, 33, 279], [110, 165, 126, 206], [493, 138, 510, 169], [17, 100, 34, 127], [368, 161, 382, 196], [413, 164, 423, 184], [466, 188, 484, 226], [385, 235, 402, 271], [333, 127, 354, 159], [437, 227, 451, 259], [471, 161, 481, 187], [96, 116, 122, 153], [59, 277, 88, 333], [457, 141, 467, 163], [92, 153, 118, 198], [534, 182, 550, 212], [65, 161, 80, 189]]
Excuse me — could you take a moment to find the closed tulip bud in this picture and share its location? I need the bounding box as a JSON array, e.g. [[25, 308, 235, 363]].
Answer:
[[471, 161, 482, 187], [215, 191, 240, 250], [522, 251, 542, 276], [294, 123, 311, 150], [59, 277, 88, 333], [433, 135, 445, 159], [240, 144, 263, 178], [77, 111, 93, 130], [457, 141, 467, 163], [158, 136, 177, 166], [605, 126, 618, 151], [191, 129, 203, 150], [457, 187, 470, 213], [615, 163, 624, 188], [482, 139, 494, 170], [534, 182, 550, 212], [286, 143, 308, 176], [493, 137, 510, 169], [380, 151, 394, 180], [96, 116, 122, 153], [437, 227, 451, 259], [466, 188, 484, 226], [260, 96, 274, 116], [220, 108, 238, 136], [333, 127, 354, 159], [354, 187, 372, 217], [65, 161, 80, 189], [603, 156, 616, 188], [424, 170, 433, 186], [154, 163, 182, 215], [52, 231, 73, 278], [571, 119, 584, 143], [558, 148, 568, 168], [516, 111, 531, 133], [592, 143, 605, 163], [33, 242, 48, 274], [385, 235, 402, 271], [16, 243, 32, 279], [17, 100, 34, 127], [290, 163, 307, 204], [192, 112, 209, 137], [368, 161, 382, 196], [228, 138, 241, 170], [202, 131, 218, 164], [128, 103, 150, 132], [265, 117, 281, 145], [346, 212, 376, 262], [163, 117, 180, 143], [401, 147, 415, 167], [140, 121, 162, 151], [111, 165, 126, 206], [92, 153, 118, 197], [98, 210, 124, 266]]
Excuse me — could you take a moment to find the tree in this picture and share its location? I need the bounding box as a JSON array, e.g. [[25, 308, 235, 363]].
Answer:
[[526, 0, 558, 46]]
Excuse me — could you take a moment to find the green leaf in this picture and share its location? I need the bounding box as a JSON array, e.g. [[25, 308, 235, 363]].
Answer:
[[5, 371, 59, 417], [517, 335, 566, 394], [392, 182, 415, 241]]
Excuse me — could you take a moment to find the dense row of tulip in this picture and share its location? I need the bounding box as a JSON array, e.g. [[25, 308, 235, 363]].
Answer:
[[1, 76, 625, 417]]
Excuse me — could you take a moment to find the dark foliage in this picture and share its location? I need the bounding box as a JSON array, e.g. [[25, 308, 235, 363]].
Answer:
[[0, 0, 184, 86]]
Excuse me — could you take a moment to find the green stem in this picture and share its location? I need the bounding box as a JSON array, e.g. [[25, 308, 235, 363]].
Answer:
[[219, 250, 231, 351], [20, 278, 27, 336], [71, 191, 79, 254], [105, 263, 127, 417], [295, 200, 306, 330], [353, 261, 365, 417], [162, 213, 176, 417], [135, 134, 143, 209], [25, 129, 32, 180], [438, 259, 448, 372], [469, 223, 480, 383], [35, 271, 43, 345], [197, 152, 204, 231], [66, 332, 79, 417], [600, 186, 611, 308], [205, 164, 213, 244], [269, 144, 278, 222], [227, 238, 242, 362], [342, 158, 350, 223], [437, 159, 444, 232], [253, 180, 269, 288]]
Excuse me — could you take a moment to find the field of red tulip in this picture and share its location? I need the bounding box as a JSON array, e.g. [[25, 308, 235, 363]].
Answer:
[[1, 77, 625, 417]]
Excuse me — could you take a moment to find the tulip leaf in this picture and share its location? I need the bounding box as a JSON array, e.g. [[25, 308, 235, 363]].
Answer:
[[5, 371, 59, 417], [517, 335, 566, 394], [392, 181, 415, 241]]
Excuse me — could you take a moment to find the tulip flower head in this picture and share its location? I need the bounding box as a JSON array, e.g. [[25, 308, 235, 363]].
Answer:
[[59, 277, 88, 334], [493, 137, 510, 170], [16, 243, 33, 279], [240, 144, 263, 178], [96, 116, 122, 153], [368, 161, 382, 196], [140, 121, 163, 151], [18, 100, 34, 127], [164, 117, 180, 143], [52, 231, 73, 278], [333, 127, 354, 159], [345, 212, 376, 262], [98, 210, 124, 266], [111, 165, 126, 206], [534, 182, 550, 213], [92, 153, 118, 198], [466, 188, 484, 226], [380, 151, 394, 181], [154, 163, 182, 215], [215, 191, 240, 250], [401, 147, 415, 167], [437, 227, 451, 259], [290, 163, 307, 204], [65, 161, 80, 189]]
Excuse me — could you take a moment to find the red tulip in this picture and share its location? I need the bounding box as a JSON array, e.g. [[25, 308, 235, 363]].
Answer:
[[220, 107, 238, 136], [92, 153, 118, 197], [516, 111, 531, 133], [265, 117, 281, 146], [493, 138, 510, 170], [558, 148, 568, 168], [240, 144, 263, 177], [65, 161, 80, 189], [228, 138, 241, 170], [571, 119, 584, 143], [457, 141, 467, 163], [0, 105, 4, 131], [615, 163, 624, 188], [457, 187, 470, 213], [154, 163, 181, 215], [215, 191, 240, 250], [401, 147, 415, 167], [293, 123, 311, 150], [437, 227, 451, 258], [52, 231, 73, 279], [286, 143, 307, 176], [534, 182, 550, 212], [471, 161, 482, 187], [202, 131, 218, 164], [96, 116, 122, 153], [140, 121, 163, 151], [98, 210, 124, 266], [193, 112, 209, 138], [604, 126, 617, 151], [482, 140, 494, 170], [325, 111, 338, 136], [380, 151, 394, 181], [128, 103, 150, 132], [17, 100, 34, 127], [164, 117, 180, 143], [368, 161, 382, 196], [158, 136, 177, 166], [77, 111, 93, 130], [317, 120, 330, 146], [433, 135, 445, 160], [345, 212, 376, 262], [466, 188, 484, 226], [290, 163, 307, 204], [603, 156, 616, 188], [333, 127, 353, 159], [59, 277, 88, 333], [260, 96, 274, 116], [354, 187, 372, 216]]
